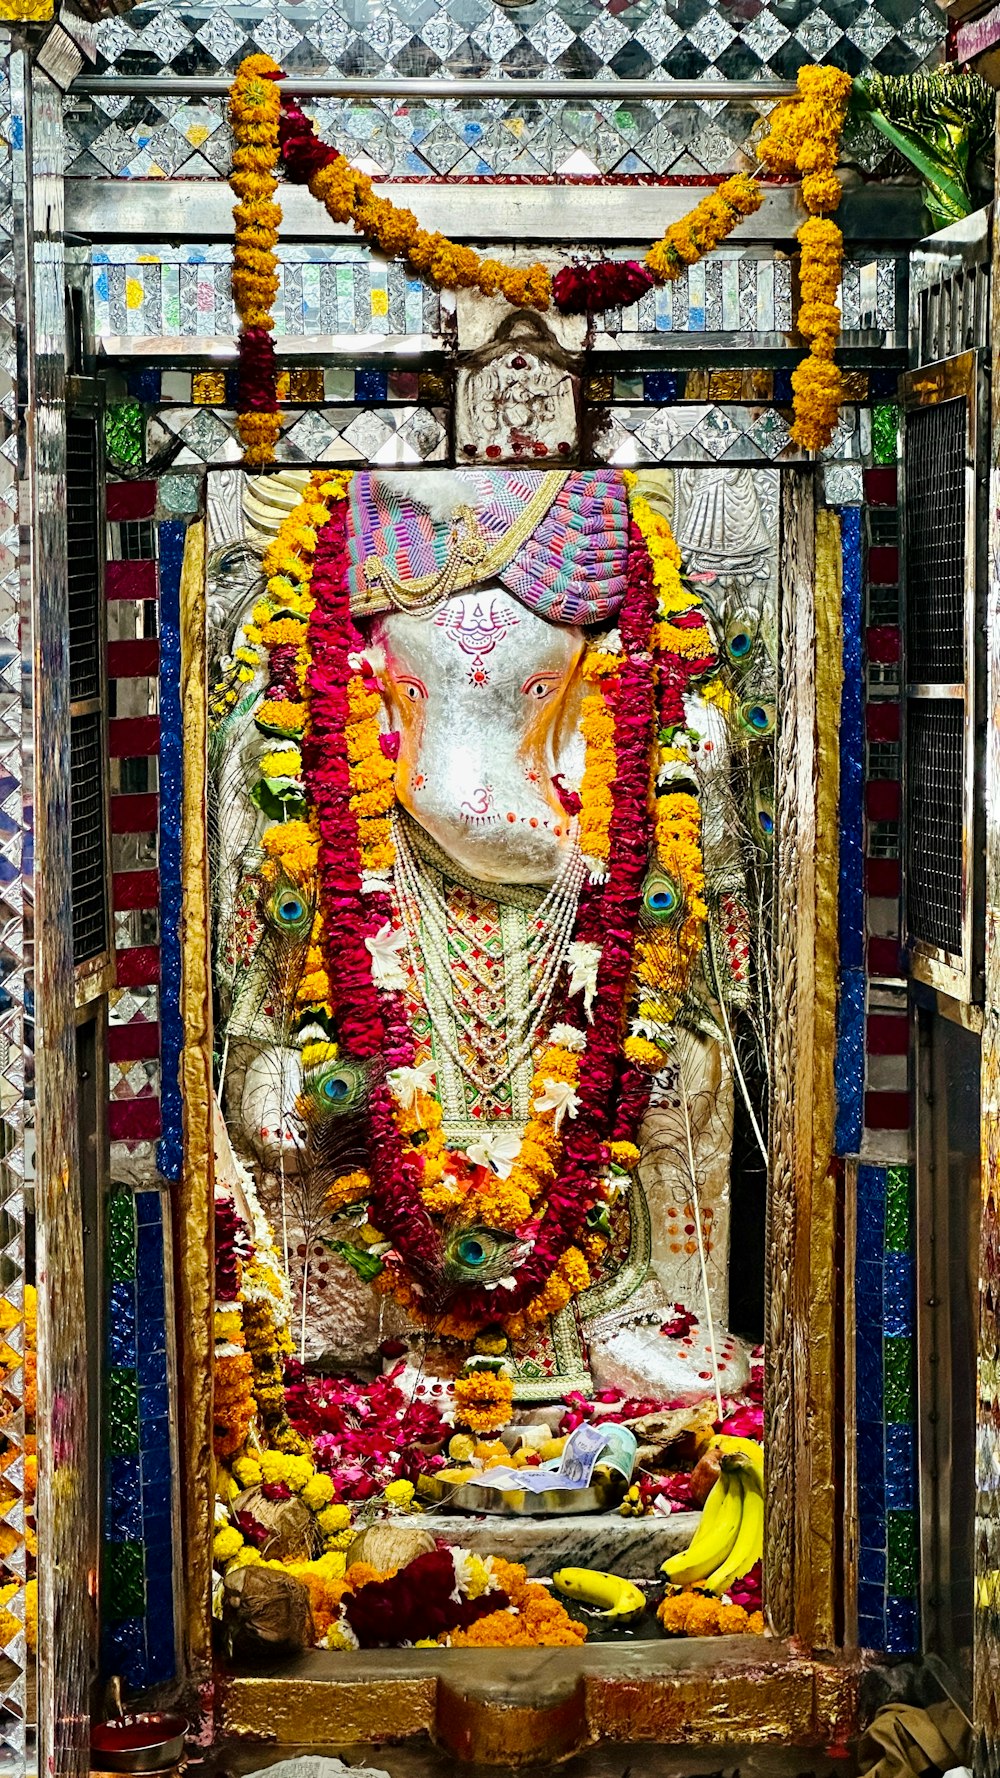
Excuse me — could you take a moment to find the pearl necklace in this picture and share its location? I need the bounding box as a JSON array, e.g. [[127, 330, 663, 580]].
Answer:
[[392, 812, 586, 1095]]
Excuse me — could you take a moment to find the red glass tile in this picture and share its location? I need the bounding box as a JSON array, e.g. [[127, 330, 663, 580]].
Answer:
[[863, 469, 897, 506], [867, 546, 899, 585], [109, 717, 160, 758], [866, 703, 900, 741], [115, 945, 160, 987], [112, 869, 160, 911], [864, 1090, 910, 1131], [867, 626, 901, 664], [106, 481, 156, 521], [108, 1021, 160, 1063], [866, 780, 901, 820], [110, 794, 158, 833], [108, 1097, 162, 1140], [106, 560, 157, 601], [867, 1014, 908, 1055], [108, 639, 160, 679], [868, 936, 905, 977], [865, 858, 901, 897]]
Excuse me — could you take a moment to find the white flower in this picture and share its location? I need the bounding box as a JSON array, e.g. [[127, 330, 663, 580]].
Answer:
[[387, 1061, 437, 1110], [566, 940, 602, 1017], [549, 1022, 586, 1053], [533, 1077, 581, 1134], [466, 1130, 522, 1180], [365, 921, 408, 990], [601, 627, 622, 654], [361, 871, 393, 895], [629, 1014, 667, 1044], [582, 856, 609, 886]]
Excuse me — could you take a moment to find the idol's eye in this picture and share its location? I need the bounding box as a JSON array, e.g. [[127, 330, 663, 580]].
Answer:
[[726, 610, 756, 662], [642, 868, 683, 923], [306, 1058, 368, 1116], [398, 676, 427, 703], [521, 675, 556, 700], [739, 699, 776, 737], [267, 881, 313, 936]]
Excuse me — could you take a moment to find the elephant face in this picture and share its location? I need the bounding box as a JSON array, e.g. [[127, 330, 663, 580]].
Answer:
[[373, 586, 585, 885]]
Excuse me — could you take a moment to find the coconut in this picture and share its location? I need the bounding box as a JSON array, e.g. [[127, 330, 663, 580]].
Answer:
[[344, 1520, 436, 1575], [233, 1486, 317, 1564], [224, 1563, 311, 1660]]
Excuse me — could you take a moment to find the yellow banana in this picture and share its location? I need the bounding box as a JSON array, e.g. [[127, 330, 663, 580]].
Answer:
[[714, 1435, 764, 1488], [705, 1472, 763, 1595], [552, 1567, 646, 1621], [660, 1471, 743, 1583]]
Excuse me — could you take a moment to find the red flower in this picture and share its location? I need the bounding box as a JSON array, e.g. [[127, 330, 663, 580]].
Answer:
[[345, 1548, 509, 1647], [279, 98, 342, 183], [553, 260, 655, 315]]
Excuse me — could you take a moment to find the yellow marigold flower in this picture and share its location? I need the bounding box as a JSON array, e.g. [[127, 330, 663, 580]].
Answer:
[[302, 1474, 336, 1512], [624, 1034, 665, 1071], [213, 1526, 244, 1564], [317, 1504, 352, 1536], [258, 698, 306, 735], [260, 746, 302, 779], [327, 1169, 370, 1213], [384, 1478, 415, 1508], [301, 1040, 339, 1068]]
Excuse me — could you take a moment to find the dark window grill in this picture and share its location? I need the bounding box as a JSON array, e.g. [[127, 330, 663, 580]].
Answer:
[[67, 412, 102, 704], [70, 711, 108, 964], [906, 700, 964, 957], [905, 398, 967, 684]]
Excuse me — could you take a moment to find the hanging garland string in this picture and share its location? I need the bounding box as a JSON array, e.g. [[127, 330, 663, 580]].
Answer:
[[228, 58, 852, 465]]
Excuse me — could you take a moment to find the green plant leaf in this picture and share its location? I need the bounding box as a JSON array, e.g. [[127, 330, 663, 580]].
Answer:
[[327, 1240, 383, 1282]]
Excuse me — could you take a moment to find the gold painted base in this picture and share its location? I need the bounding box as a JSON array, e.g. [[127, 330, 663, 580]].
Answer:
[[217, 1639, 865, 1766]]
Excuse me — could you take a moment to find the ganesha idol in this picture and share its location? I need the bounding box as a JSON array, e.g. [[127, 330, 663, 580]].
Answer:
[[209, 463, 776, 1408]]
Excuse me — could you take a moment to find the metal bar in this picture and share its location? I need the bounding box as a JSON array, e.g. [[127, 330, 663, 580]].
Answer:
[[70, 73, 794, 100], [64, 178, 927, 246]]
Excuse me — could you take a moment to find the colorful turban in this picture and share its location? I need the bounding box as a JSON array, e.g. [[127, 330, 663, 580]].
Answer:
[[346, 467, 629, 626]]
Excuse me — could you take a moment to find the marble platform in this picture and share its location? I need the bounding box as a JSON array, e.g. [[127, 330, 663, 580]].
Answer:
[[393, 1509, 701, 1578]]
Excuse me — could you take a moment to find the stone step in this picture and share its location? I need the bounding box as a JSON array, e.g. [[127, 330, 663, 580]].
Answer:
[[399, 1507, 702, 1578]]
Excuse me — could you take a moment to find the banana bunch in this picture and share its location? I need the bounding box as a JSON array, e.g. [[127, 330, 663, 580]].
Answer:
[[660, 1435, 764, 1595], [552, 1567, 646, 1622]]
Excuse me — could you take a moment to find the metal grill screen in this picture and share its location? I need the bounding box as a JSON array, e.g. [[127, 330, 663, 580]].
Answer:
[[70, 711, 107, 964], [905, 397, 966, 684], [67, 412, 101, 704], [906, 699, 964, 957]]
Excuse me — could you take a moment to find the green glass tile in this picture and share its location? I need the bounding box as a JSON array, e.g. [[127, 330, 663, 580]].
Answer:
[[884, 1335, 914, 1422], [106, 1368, 140, 1456], [872, 402, 898, 467], [885, 1167, 911, 1254], [107, 1189, 136, 1283], [159, 474, 202, 516], [887, 1509, 919, 1595], [103, 1539, 146, 1619], [105, 399, 145, 471]]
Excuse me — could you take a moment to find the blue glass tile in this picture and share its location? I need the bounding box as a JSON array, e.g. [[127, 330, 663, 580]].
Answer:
[[135, 1192, 162, 1227], [140, 1414, 171, 1454], [140, 1448, 172, 1484], [142, 1481, 171, 1523], [859, 1546, 887, 1585], [856, 1260, 884, 1331], [106, 1456, 143, 1542], [107, 1281, 138, 1367], [137, 1345, 168, 1388], [870, 368, 900, 399], [858, 1614, 885, 1649], [857, 1164, 886, 1253], [858, 1582, 885, 1623], [356, 368, 388, 402], [884, 1252, 915, 1337], [857, 1419, 884, 1490], [136, 1225, 165, 1289], [127, 370, 161, 404], [137, 1290, 166, 1330], [859, 1478, 886, 1525], [885, 1596, 919, 1653], [886, 1421, 915, 1477], [145, 1643, 176, 1686], [856, 1339, 884, 1422], [139, 1384, 169, 1421], [774, 367, 794, 404], [835, 970, 865, 1156], [643, 372, 677, 403]]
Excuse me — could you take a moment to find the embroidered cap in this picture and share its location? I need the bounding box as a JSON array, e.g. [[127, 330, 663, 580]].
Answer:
[[346, 467, 629, 625]]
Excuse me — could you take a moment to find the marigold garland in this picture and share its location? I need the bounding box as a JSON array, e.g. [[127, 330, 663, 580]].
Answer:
[[452, 1368, 515, 1434], [228, 59, 850, 464]]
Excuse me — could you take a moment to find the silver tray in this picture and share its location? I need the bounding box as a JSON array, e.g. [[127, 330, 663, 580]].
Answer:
[[418, 1472, 625, 1516]]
